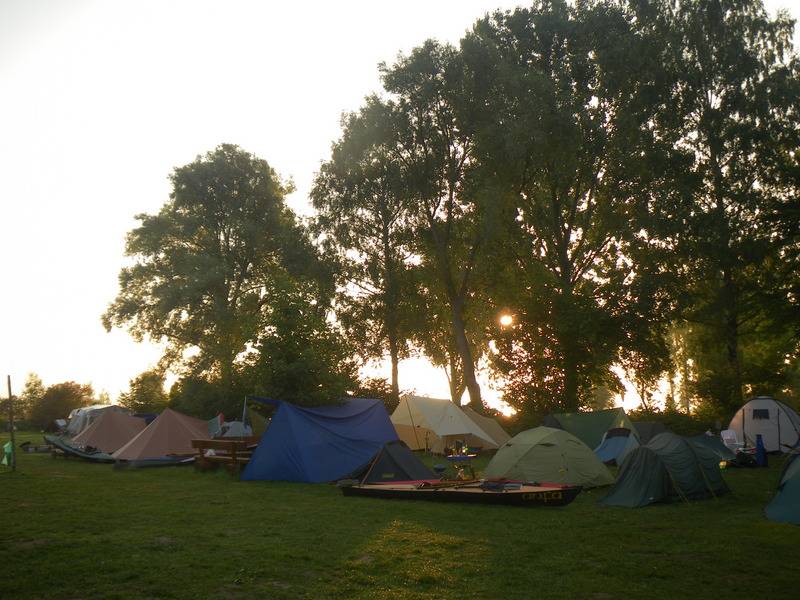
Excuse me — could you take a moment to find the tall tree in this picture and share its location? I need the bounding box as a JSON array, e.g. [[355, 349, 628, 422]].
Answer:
[[103, 144, 330, 404], [380, 40, 499, 407], [634, 0, 800, 413], [464, 0, 668, 412], [312, 97, 417, 402]]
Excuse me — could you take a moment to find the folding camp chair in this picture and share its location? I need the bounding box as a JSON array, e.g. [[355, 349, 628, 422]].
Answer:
[[721, 429, 744, 452]]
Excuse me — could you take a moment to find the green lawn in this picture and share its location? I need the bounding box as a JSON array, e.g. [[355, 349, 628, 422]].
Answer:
[[1, 432, 797, 599]]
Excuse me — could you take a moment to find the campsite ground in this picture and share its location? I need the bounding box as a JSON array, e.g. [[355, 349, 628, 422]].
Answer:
[[1, 432, 797, 599]]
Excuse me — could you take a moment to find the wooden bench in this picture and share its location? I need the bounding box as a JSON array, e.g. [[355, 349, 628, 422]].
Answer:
[[191, 438, 257, 473]]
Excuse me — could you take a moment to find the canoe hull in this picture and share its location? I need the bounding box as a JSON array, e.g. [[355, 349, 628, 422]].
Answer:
[[341, 483, 581, 507]]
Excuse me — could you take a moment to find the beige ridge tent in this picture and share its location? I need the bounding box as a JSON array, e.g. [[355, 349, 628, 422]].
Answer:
[[113, 408, 208, 461], [71, 410, 146, 454], [462, 406, 511, 447], [391, 395, 508, 453]]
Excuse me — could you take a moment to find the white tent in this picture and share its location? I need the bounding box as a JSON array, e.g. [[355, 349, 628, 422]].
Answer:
[[390, 395, 500, 453], [728, 397, 800, 453]]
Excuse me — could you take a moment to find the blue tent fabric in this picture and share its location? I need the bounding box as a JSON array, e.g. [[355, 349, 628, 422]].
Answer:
[[240, 397, 398, 483], [595, 431, 639, 465]]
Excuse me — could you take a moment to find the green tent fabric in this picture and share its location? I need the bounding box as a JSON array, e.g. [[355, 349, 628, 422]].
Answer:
[[688, 434, 736, 462], [1, 441, 12, 466], [600, 432, 729, 508], [765, 453, 800, 525], [544, 408, 636, 450], [484, 427, 614, 488]]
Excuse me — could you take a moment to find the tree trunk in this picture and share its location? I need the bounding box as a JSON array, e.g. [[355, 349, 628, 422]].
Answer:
[[449, 295, 482, 407], [722, 267, 743, 410], [560, 334, 581, 412], [388, 331, 400, 404]]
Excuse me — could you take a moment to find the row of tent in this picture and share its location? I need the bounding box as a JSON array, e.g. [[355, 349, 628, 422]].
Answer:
[[50, 405, 261, 465], [51, 395, 799, 523]]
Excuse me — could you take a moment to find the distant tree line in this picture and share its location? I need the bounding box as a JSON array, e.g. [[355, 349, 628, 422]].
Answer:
[[96, 0, 799, 424]]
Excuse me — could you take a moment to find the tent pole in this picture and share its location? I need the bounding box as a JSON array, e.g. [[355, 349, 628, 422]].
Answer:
[[404, 397, 421, 450], [741, 407, 746, 447], [7, 375, 16, 471]]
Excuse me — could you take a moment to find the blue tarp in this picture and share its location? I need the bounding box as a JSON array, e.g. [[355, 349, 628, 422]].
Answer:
[[240, 397, 398, 483]]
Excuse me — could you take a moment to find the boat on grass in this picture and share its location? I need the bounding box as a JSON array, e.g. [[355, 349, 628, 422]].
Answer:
[[339, 479, 581, 507]]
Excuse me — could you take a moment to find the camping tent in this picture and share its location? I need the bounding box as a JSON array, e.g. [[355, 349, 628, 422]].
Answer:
[[461, 406, 511, 447], [112, 408, 208, 462], [391, 396, 499, 453], [241, 397, 398, 483], [483, 427, 615, 488], [727, 397, 800, 453], [355, 440, 436, 484], [71, 410, 146, 453], [765, 453, 800, 525], [65, 405, 129, 437], [600, 432, 729, 508], [633, 421, 669, 445], [688, 434, 736, 462], [594, 428, 639, 465], [543, 408, 637, 450], [220, 421, 252, 437]]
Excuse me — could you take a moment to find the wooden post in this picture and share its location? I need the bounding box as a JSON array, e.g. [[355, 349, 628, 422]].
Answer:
[[7, 375, 16, 471]]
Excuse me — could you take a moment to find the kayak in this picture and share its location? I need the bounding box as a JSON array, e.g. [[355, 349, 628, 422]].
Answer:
[[339, 480, 581, 507]]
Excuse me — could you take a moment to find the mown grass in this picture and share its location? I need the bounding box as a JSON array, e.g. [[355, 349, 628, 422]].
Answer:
[[1, 431, 797, 599]]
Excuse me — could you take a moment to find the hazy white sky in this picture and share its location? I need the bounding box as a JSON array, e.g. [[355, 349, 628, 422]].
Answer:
[[1, 0, 797, 407]]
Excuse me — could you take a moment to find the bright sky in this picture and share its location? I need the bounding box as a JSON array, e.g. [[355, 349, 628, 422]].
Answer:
[[2, 0, 797, 408]]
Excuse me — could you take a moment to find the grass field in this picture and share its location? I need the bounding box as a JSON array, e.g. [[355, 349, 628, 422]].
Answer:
[[1, 431, 797, 599]]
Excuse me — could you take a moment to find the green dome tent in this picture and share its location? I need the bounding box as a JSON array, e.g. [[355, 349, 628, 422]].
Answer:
[[600, 433, 729, 508], [543, 408, 636, 450], [765, 453, 800, 525], [483, 427, 614, 488]]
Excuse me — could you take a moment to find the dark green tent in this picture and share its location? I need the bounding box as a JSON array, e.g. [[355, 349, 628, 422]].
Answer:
[[688, 434, 736, 462], [633, 421, 669, 444], [543, 408, 635, 449], [765, 453, 800, 525], [600, 432, 729, 508], [357, 440, 435, 484]]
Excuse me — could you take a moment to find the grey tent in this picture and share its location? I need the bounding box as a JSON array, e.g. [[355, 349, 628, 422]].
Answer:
[[728, 397, 800, 452], [600, 432, 729, 508]]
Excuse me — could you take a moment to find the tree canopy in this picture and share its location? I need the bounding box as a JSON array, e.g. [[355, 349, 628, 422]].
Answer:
[[99, 1, 800, 424]]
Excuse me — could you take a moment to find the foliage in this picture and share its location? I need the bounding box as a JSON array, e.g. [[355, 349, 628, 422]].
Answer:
[[464, 0, 673, 413], [347, 376, 399, 414], [118, 369, 169, 414], [627, 407, 712, 437], [28, 381, 93, 429], [312, 98, 418, 401], [103, 144, 331, 400], [631, 0, 800, 413], [19, 373, 45, 421], [245, 292, 360, 407], [378, 40, 503, 408]]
